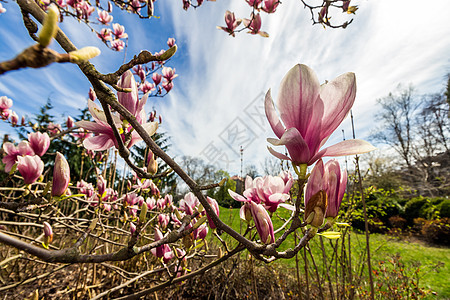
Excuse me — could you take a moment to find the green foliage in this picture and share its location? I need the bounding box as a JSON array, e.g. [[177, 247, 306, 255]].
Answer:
[[404, 197, 440, 222], [212, 171, 238, 208], [439, 199, 450, 218]]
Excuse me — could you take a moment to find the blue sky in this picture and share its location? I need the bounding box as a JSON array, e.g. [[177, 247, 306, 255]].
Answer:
[[1, 0, 449, 175]]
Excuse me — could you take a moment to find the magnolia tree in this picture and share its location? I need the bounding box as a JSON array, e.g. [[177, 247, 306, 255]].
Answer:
[[0, 0, 375, 298]]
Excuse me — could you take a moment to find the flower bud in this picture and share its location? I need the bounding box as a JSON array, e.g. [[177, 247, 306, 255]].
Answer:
[[10, 111, 18, 126], [51, 152, 70, 196], [17, 155, 44, 184], [66, 116, 74, 128], [69, 47, 101, 62], [38, 4, 59, 47], [146, 150, 158, 175], [43, 221, 53, 246], [28, 131, 50, 157]]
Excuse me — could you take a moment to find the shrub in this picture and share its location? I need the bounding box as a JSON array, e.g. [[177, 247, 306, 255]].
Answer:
[[439, 199, 450, 218], [388, 215, 407, 230], [421, 218, 450, 246]]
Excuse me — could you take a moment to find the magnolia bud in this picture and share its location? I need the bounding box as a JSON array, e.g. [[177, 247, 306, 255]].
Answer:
[[43, 221, 53, 245], [38, 4, 59, 47], [158, 45, 177, 61], [51, 152, 70, 197], [69, 47, 101, 62]]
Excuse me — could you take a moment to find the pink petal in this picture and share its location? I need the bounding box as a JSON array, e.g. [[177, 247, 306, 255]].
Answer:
[[267, 147, 291, 161], [270, 127, 311, 163], [264, 90, 285, 139], [277, 64, 320, 135], [83, 135, 115, 151], [309, 139, 376, 164], [228, 189, 248, 202], [319, 72, 356, 141]]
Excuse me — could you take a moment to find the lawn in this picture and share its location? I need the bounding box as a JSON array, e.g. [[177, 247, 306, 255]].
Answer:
[[214, 206, 450, 298]]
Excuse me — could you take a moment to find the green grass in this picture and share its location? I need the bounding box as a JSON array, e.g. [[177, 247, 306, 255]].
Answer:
[[215, 206, 450, 298]]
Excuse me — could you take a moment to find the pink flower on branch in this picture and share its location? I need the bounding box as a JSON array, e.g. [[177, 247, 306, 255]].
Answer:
[[112, 23, 128, 39], [97, 10, 113, 24], [2, 141, 35, 173], [52, 152, 70, 197], [262, 0, 280, 13], [305, 159, 347, 219], [243, 13, 269, 37], [17, 155, 44, 184], [28, 132, 50, 157], [265, 64, 376, 167], [217, 11, 241, 37]]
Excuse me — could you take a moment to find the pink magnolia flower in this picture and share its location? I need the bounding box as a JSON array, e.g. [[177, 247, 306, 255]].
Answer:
[[164, 194, 173, 207], [217, 11, 241, 37], [243, 13, 269, 37], [77, 180, 95, 199], [0, 96, 13, 119], [305, 159, 347, 219], [249, 201, 274, 244], [2, 141, 35, 173], [162, 81, 173, 93], [255, 175, 292, 213], [245, 0, 262, 9], [97, 28, 112, 42], [167, 38, 176, 48], [97, 175, 107, 196], [140, 81, 155, 94], [17, 155, 44, 184], [262, 0, 280, 13], [117, 71, 147, 123], [179, 192, 199, 215], [52, 152, 70, 196], [66, 116, 74, 128], [28, 132, 50, 157], [47, 122, 61, 136], [75, 99, 158, 151], [130, 222, 136, 235], [162, 67, 178, 82], [146, 197, 156, 210], [89, 87, 97, 101], [194, 223, 208, 240], [111, 39, 125, 51], [158, 214, 170, 228], [182, 0, 190, 10], [112, 23, 128, 39], [205, 196, 220, 229], [43, 221, 53, 242], [97, 10, 113, 24], [152, 73, 162, 86], [265, 64, 376, 166], [151, 228, 172, 260], [0, 3, 7, 14], [10, 111, 18, 126]]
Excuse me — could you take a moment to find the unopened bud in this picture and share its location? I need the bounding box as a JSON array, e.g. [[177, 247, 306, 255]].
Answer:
[[304, 190, 327, 228], [158, 45, 177, 61], [38, 4, 59, 47], [69, 47, 101, 63], [43, 221, 53, 245], [139, 202, 148, 223], [218, 178, 227, 187]]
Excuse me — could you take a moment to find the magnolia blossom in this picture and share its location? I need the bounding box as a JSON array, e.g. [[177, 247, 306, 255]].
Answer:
[[28, 132, 50, 157], [151, 228, 172, 261], [179, 192, 199, 215], [0, 3, 6, 14], [162, 81, 173, 93], [262, 0, 280, 13], [112, 23, 128, 39], [77, 180, 94, 199], [117, 71, 147, 123], [2, 141, 35, 172], [52, 152, 70, 196], [111, 39, 125, 51], [158, 214, 170, 228], [140, 81, 155, 94], [194, 223, 208, 240], [162, 67, 178, 82], [305, 159, 347, 219], [97, 10, 113, 24], [246, 0, 262, 9], [249, 201, 274, 244], [205, 196, 220, 229], [255, 175, 292, 212], [75, 98, 158, 151], [10, 111, 18, 126], [47, 122, 61, 136], [217, 11, 241, 37], [243, 13, 269, 37], [0, 96, 12, 114], [265, 64, 376, 166], [152, 73, 162, 85], [167, 38, 176, 47], [66, 116, 74, 128], [17, 155, 44, 184]]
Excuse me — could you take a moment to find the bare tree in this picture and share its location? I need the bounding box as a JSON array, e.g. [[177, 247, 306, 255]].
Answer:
[[371, 85, 419, 168]]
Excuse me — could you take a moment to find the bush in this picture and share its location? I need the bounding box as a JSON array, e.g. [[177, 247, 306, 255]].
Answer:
[[388, 215, 407, 230], [404, 197, 437, 222], [421, 218, 450, 246], [439, 199, 450, 218]]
